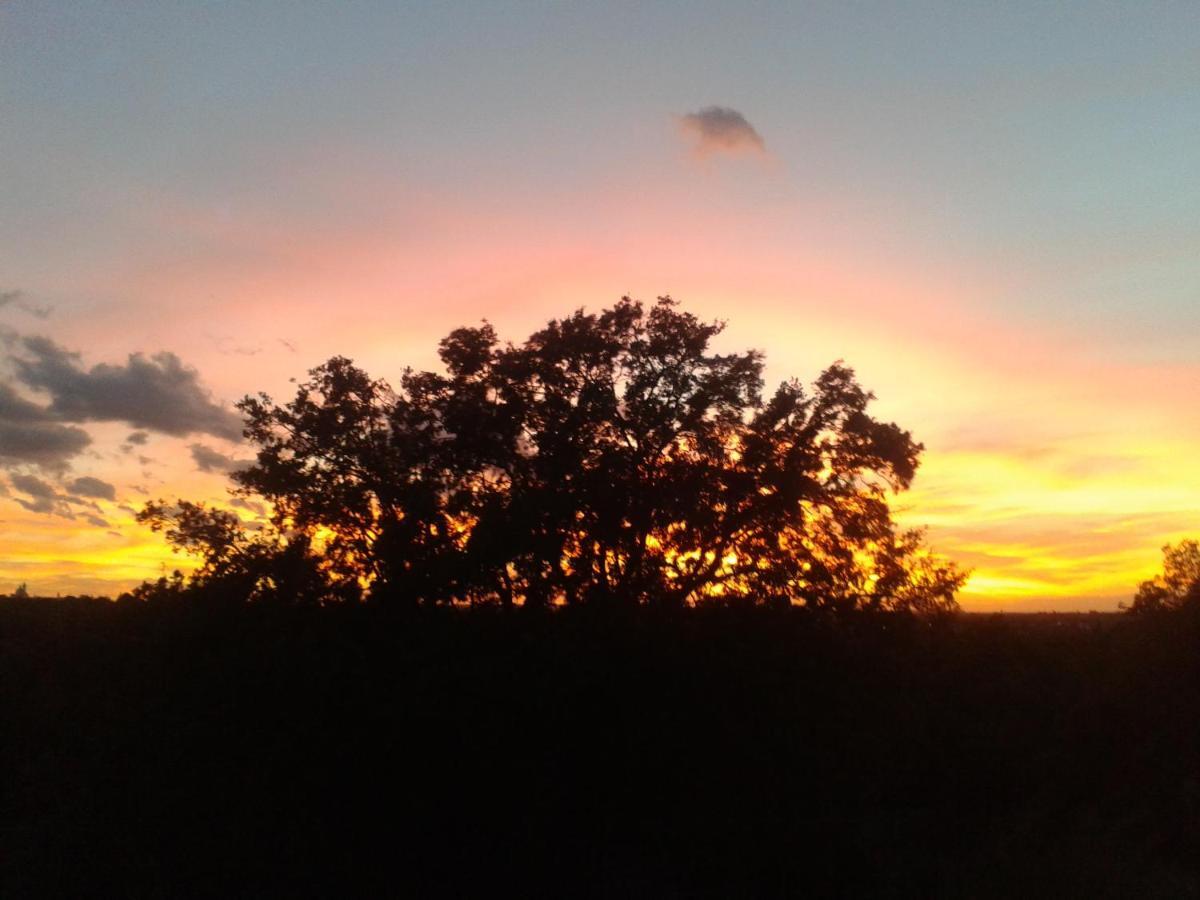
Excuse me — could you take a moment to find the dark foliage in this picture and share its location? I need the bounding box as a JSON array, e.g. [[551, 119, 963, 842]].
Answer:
[[139, 297, 964, 612], [2, 599, 1197, 898], [1127, 539, 1200, 614]]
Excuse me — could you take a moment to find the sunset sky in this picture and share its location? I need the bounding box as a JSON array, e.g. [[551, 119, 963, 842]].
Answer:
[[2, 2, 1198, 609]]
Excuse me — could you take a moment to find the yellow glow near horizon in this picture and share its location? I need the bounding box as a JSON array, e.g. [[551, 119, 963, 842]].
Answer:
[[4, 358, 1197, 608]]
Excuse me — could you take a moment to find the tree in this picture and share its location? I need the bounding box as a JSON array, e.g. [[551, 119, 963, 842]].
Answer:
[[136, 500, 343, 605], [1126, 539, 1200, 613], [144, 297, 965, 612]]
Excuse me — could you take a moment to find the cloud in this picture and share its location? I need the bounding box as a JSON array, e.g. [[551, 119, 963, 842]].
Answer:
[[9, 473, 73, 516], [0, 382, 93, 469], [0, 420, 92, 469], [9, 335, 242, 440], [678, 106, 766, 157], [210, 335, 262, 357], [66, 476, 116, 501], [5, 471, 111, 518], [120, 430, 151, 454], [10, 473, 55, 499], [0, 289, 52, 319], [230, 496, 266, 515], [189, 443, 251, 474]]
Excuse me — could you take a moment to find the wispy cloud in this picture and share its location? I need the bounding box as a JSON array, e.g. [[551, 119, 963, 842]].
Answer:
[[0, 289, 52, 319]]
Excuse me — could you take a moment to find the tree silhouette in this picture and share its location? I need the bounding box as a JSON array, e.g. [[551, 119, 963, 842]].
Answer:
[[137, 500, 339, 605], [1127, 538, 1200, 613], [143, 297, 964, 611]]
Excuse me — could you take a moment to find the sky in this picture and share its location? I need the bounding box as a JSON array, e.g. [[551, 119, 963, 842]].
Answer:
[[1, 1, 1198, 609]]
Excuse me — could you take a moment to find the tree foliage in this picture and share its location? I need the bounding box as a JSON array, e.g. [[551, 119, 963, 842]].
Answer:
[[135, 500, 344, 605], [141, 297, 964, 612], [1126, 539, 1200, 614]]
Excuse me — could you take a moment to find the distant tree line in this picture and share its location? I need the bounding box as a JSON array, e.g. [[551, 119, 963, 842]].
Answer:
[[135, 297, 968, 611]]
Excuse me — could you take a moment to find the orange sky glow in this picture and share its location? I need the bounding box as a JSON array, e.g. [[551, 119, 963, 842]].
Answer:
[[3, 183, 1196, 609], [3, 4, 1198, 610]]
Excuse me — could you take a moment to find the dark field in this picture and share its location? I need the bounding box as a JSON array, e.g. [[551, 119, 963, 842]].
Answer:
[[2, 600, 1197, 898]]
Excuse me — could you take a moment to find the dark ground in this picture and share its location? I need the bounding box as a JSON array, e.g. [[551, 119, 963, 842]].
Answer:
[[2, 599, 1197, 898]]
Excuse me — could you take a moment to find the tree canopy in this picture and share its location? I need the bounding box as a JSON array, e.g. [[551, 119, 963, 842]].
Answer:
[[138, 297, 964, 612], [1126, 539, 1200, 614]]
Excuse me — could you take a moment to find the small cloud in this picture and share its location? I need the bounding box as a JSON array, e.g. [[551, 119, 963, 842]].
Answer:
[[66, 476, 116, 501], [83, 514, 110, 528], [11, 473, 58, 499], [190, 443, 251, 474], [13, 497, 65, 515], [6, 472, 110, 517], [210, 335, 263, 357], [678, 106, 766, 158], [9, 472, 73, 517], [230, 496, 266, 515], [0, 289, 52, 320], [120, 431, 151, 454], [62, 494, 102, 512]]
